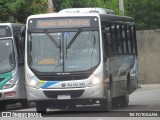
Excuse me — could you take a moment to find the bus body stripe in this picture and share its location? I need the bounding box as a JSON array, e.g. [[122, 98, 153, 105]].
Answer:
[[0, 72, 12, 89], [41, 81, 60, 88]]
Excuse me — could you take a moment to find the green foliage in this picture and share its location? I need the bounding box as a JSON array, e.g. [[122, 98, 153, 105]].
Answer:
[[125, 0, 160, 30], [28, 0, 48, 14], [0, 0, 48, 23], [0, 0, 160, 29], [53, 0, 119, 14], [0, 0, 13, 22]]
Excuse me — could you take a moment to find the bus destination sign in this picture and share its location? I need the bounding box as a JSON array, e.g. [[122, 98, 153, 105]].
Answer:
[[0, 28, 7, 36], [0, 26, 12, 37], [36, 19, 91, 29]]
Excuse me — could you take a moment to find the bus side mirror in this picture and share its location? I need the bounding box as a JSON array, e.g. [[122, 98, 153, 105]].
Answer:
[[20, 26, 26, 50], [17, 26, 26, 66]]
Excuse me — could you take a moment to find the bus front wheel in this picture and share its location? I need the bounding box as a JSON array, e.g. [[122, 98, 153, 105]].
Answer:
[[0, 102, 6, 111], [36, 101, 47, 113], [20, 99, 30, 108], [100, 90, 112, 111]]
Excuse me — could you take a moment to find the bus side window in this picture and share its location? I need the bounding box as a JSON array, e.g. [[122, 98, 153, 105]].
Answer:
[[116, 25, 123, 54], [127, 26, 132, 54], [111, 25, 118, 55], [122, 25, 127, 54], [131, 26, 137, 54], [103, 25, 112, 56]]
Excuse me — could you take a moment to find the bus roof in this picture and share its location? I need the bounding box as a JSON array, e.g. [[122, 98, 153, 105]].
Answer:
[[0, 23, 25, 30], [27, 13, 134, 25], [0, 23, 16, 27], [27, 8, 134, 24], [59, 8, 115, 15], [0, 23, 24, 26]]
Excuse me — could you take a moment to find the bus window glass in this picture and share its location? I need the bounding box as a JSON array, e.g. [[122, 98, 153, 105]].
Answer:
[[0, 26, 12, 37], [122, 26, 127, 54], [64, 31, 100, 72], [131, 26, 136, 54], [111, 25, 117, 54], [0, 39, 15, 73], [28, 30, 100, 72], [127, 26, 132, 54], [116, 25, 122, 54], [28, 33, 62, 72], [103, 25, 112, 56]]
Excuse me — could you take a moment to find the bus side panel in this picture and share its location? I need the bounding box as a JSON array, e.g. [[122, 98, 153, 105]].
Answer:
[[106, 55, 137, 97], [128, 57, 138, 94]]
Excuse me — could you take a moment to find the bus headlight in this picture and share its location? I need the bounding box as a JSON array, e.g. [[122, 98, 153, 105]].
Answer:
[[92, 77, 101, 85], [26, 75, 38, 88], [2, 76, 18, 89], [88, 74, 102, 87], [30, 79, 37, 86]]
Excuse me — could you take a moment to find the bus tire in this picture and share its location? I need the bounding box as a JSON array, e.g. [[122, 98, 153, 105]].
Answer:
[[100, 90, 112, 111], [36, 101, 47, 113], [0, 102, 6, 111], [112, 97, 120, 108], [119, 95, 129, 107], [21, 99, 30, 108]]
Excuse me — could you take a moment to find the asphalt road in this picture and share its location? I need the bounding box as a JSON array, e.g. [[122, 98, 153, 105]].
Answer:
[[1, 84, 160, 119]]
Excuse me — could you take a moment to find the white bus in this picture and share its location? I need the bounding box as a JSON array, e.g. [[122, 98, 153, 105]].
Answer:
[[0, 23, 29, 110], [24, 8, 138, 113]]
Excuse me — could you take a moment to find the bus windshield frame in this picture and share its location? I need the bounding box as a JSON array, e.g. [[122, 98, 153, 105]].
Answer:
[[27, 16, 100, 74]]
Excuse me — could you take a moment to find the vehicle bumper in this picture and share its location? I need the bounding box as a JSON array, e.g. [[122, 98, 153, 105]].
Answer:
[[0, 85, 20, 101], [26, 82, 108, 101]]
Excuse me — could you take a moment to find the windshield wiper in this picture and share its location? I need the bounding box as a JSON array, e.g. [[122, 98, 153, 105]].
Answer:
[[66, 28, 82, 49], [45, 30, 60, 48]]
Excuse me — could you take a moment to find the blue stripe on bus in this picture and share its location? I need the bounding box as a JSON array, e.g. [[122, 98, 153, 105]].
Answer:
[[41, 81, 60, 89]]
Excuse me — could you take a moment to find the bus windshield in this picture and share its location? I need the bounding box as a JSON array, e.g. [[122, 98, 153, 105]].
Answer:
[[0, 39, 16, 73], [28, 30, 100, 73]]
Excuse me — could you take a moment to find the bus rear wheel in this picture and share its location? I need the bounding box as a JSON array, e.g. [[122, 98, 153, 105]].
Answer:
[[119, 95, 129, 107], [36, 101, 47, 113]]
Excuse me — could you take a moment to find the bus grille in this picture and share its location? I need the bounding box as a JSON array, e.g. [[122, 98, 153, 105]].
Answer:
[[35, 74, 91, 81], [43, 90, 84, 98]]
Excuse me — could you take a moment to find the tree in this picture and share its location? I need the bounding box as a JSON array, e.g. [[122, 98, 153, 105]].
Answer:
[[0, 0, 48, 23], [125, 0, 160, 30], [1, 0, 160, 30], [0, 0, 13, 22]]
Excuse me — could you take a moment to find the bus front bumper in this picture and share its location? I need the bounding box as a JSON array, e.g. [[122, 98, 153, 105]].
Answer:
[[0, 85, 20, 101], [26, 82, 108, 101]]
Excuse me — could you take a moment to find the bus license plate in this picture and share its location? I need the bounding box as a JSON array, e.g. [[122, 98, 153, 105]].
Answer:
[[57, 95, 71, 99]]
